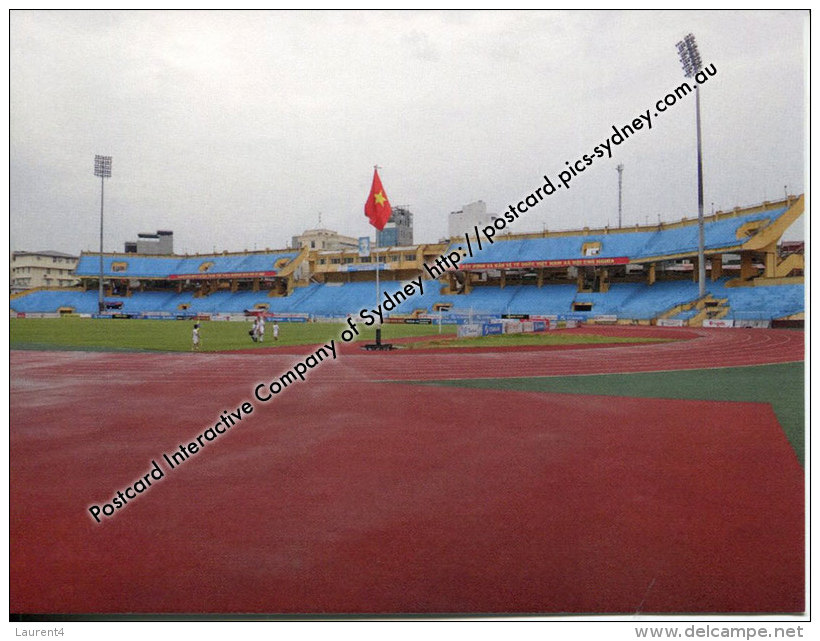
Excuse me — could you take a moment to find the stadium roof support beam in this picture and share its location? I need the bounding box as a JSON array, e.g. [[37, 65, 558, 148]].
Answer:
[[710, 255, 723, 281], [271, 246, 310, 278], [740, 194, 804, 251]]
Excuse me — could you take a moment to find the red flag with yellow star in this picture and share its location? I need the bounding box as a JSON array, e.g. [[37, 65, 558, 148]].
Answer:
[[364, 168, 392, 231]]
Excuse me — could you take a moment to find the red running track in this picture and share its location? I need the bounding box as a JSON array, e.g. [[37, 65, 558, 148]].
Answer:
[[9, 327, 804, 614]]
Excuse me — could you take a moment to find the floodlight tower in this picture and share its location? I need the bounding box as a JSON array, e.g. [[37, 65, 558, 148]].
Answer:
[[94, 155, 112, 314], [676, 33, 706, 297], [616, 164, 624, 228]]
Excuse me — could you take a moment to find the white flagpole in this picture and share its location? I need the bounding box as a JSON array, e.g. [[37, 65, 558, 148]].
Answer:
[[375, 244, 380, 323], [374, 165, 383, 343]]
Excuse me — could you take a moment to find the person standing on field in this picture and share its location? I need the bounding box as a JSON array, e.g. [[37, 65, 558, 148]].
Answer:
[[192, 323, 201, 351], [257, 315, 265, 343], [273, 322, 280, 341]]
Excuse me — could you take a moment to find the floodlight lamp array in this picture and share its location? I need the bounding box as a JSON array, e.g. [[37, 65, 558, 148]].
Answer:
[[94, 155, 112, 178], [676, 33, 702, 78]]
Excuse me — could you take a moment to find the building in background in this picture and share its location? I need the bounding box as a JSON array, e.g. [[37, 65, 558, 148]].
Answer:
[[448, 200, 500, 238], [10, 250, 79, 293], [291, 228, 358, 251], [124, 230, 174, 254], [376, 206, 413, 247]]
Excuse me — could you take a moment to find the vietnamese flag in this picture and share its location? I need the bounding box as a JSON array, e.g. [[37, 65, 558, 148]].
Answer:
[[364, 167, 392, 231]]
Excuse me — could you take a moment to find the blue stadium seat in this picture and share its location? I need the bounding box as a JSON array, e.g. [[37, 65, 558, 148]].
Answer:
[[15, 206, 803, 322], [457, 208, 789, 268]]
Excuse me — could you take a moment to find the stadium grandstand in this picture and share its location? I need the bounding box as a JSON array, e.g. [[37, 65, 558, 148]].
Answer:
[[10, 195, 804, 327]]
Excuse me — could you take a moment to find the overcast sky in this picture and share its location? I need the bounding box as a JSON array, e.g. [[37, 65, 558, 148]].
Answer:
[[9, 9, 807, 256]]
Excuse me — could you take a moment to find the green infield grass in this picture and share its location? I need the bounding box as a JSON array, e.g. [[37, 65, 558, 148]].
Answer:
[[9, 318, 669, 353], [9, 317, 444, 352]]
